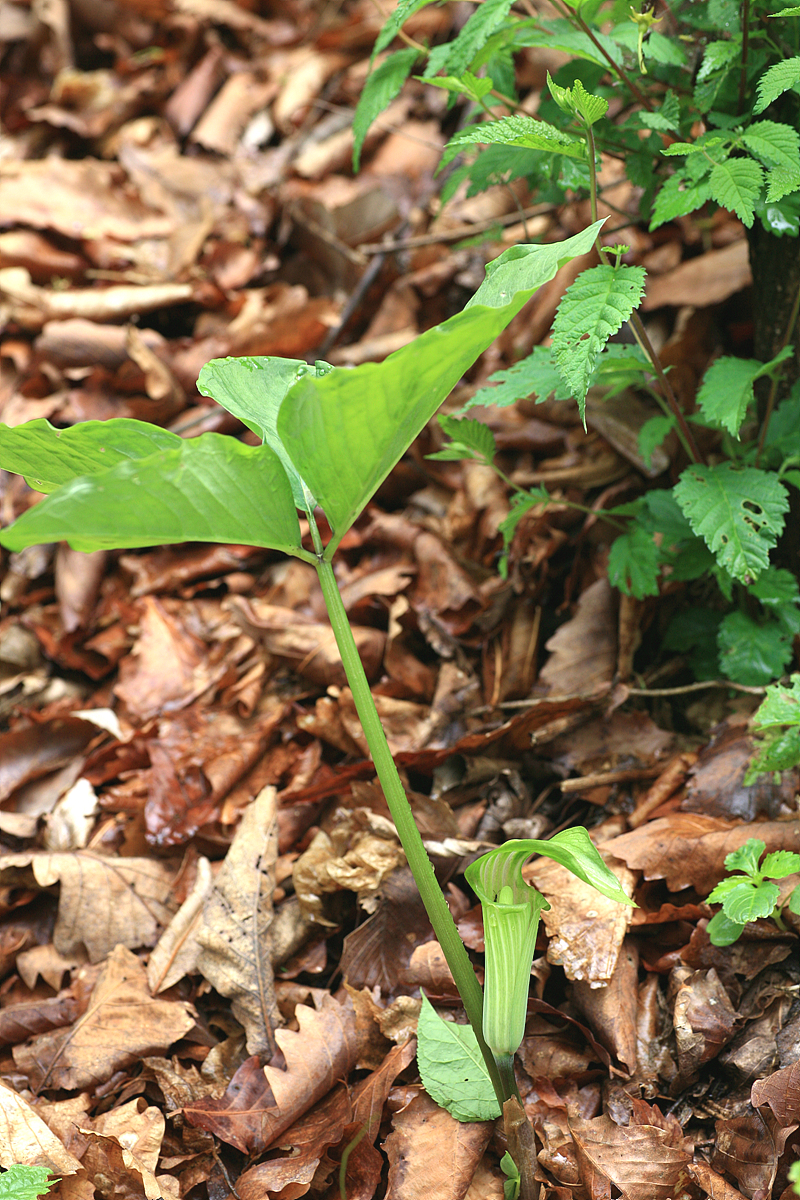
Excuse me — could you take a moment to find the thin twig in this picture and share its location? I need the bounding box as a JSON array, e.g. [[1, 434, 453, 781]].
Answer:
[[357, 202, 556, 253], [626, 680, 767, 696]]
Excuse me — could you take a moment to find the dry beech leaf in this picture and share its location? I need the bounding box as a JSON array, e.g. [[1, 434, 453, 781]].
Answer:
[[525, 851, 635, 986], [147, 855, 213, 994], [569, 1111, 692, 1200], [571, 939, 639, 1072], [0, 851, 176, 962], [0, 1079, 83, 1174], [13, 945, 195, 1091], [752, 1061, 800, 1125], [539, 577, 617, 697], [604, 816, 800, 895], [383, 1090, 494, 1200], [196, 786, 281, 1058], [79, 1098, 167, 1200], [183, 1055, 274, 1154]]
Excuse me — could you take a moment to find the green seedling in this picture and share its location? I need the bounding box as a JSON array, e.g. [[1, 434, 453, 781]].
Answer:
[[746, 674, 800, 782], [0, 226, 633, 1193], [706, 837, 800, 946], [0, 1166, 57, 1200]]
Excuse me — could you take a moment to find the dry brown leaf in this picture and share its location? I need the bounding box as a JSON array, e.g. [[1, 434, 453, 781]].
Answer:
[[114, 596, 219, 721], [539, 577, 617, 696], [79, 1099, 165, 1200], [525, 850, 635, 986], [752, 1061, 800, 1126], [0, 1080, 83, 1175], [0, 851, 176, 962], [571, 939, 639, 1072], [642, 239, 751, 310], [569, 1112, 692, 1200], [383, 1091, 494, 1200], [604, 815, 800, 895], [147, 855, 212, 994], [13, 946, 195, 1091], [196, 786, 280, 1058]]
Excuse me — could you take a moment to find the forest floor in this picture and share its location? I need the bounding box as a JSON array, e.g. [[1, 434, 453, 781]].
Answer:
[[0, 1, 798, 1198]]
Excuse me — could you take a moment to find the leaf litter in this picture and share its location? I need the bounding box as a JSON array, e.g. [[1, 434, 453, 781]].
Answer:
[[0, 2, 797, 1199]]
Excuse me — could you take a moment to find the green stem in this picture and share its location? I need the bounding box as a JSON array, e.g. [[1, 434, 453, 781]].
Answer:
[[553, 0, 655, 111], [314, 551, 505, 1106], [496, 1053, 522, 1105]]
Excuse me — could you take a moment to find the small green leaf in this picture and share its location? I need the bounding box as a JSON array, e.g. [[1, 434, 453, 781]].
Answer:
[[718, 610, 793, 685], [416, 995, 501, 1122], [608, 526, 661, 598], [445, 114, 587, 159], [695, 357, 759, 436], [742, 121, 800, 172], [650, 174, 712, 230], [707, 876, 752, 904], [0, 418, 181, 494], [723, 838, 765, 876], [546, 72, 608, 125], [423, 72, 494, 102], [639, 90, 680, 132], [551, 264, 646, 422], [788, 885, 800, 914], [706, 910, 745, 946], [353, 47, 421, 169], [423, 0, 514, 79], [752, 675, 800, 728], [754, 57, 800, 115], [0, 1168, 56, 1200], [638, 414, 674, 468], [722, 880, 779, 924], [708, 159, 763, 227], [0, 435, 307, 558], [433, 415, 496, 461], [697, 38, 742, 82], [497, 489, 549, 577], [673, 463, 789, 583], [501, 1152, 521, 1200], [748, 727, 800, 780], [461, 346, 572, 411], [761, 850, 800, 878]]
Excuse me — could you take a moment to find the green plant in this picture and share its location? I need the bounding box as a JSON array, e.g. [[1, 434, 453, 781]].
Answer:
[[0, 228, 632, 1191], [789, 1159, 800, 1196], [706, 836, 800, 945], [0, 1166, 57, 1200], [358, 1, 800, 695], [746, 673, 800, 778]]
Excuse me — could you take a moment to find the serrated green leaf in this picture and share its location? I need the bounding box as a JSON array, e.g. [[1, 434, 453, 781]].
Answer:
[[446, 114, 587, 159], [353, 47, 421, 170], [771, 5, 800, 14], [0, 418, 181, 494], [277, 223, 603, 554], [752, 675, 800, 728], [639, 90, 680, 132], [662, 139, 723, 156], [748, 565, 800, 611], [707, 875, 752, 904], [551, 264, 646, 421], [761, 850, 800, 878], [722, 880, 779, 923], [673, 463, 789, 583], [748, 727, 800, 780], [607, 525, 660, 598], [638, 414, 675, 468], [650, 174, 712, 229], [423, 0, 514, 79], [718, 610, 793, 685], [706, 910, 745, 946], [416, 995, 501, 1122], [742, 121, 800, 172], [697, 37, 742, 82], [755, 57, 800, 115], [695, 357, 759, 435], [423, 72, 494, 102], [0, 435, 307, 557], [766, 165, 800, 204], [373, 0, 432, 56], [461, 346, 572, 411], [546, 72, 607, 125], [708, 158, 763, 227], [788, 885, 800, 914], [724, 838, 765, 876], [434, 415, 497, 461], [0, 1167, 56, 1200]]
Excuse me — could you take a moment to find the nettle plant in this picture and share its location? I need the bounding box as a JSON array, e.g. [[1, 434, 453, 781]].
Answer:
[[0, 234, 633, 1186], [356, 0, 800, 701], [0, 1166, 56, 1200]]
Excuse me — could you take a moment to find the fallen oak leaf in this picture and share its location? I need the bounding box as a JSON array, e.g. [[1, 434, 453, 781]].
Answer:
[[0, 851, 176, 962], [13, 945, 195, 1091]]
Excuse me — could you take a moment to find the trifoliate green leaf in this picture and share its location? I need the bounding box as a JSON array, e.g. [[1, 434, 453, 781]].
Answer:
[[446, 114, 586, 158], [718, 611, 793, 685], [551, 264, 646, 422], [708, 158, 763, 227], [353, 47, 421, 169], [0, 1168, 56, 1200], [752, 675, 800, 728], [416, 995, 501, 1122], [673, 463, 789, 583], [754, 57, 800, 114], [607, 526, 660, 598]]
